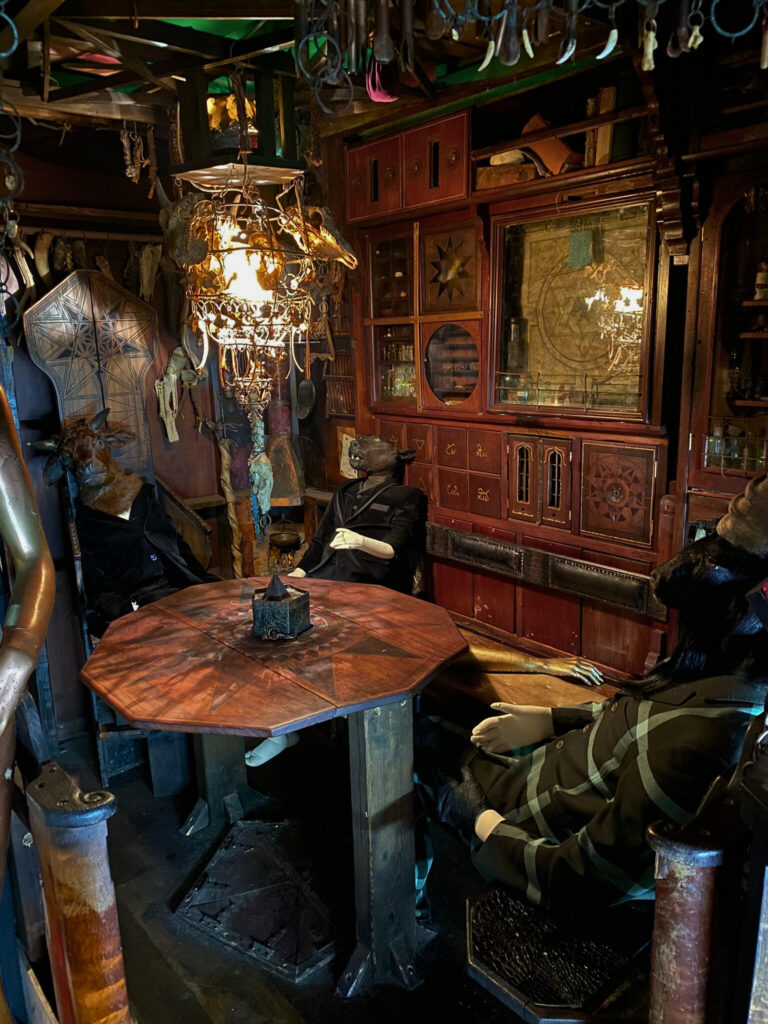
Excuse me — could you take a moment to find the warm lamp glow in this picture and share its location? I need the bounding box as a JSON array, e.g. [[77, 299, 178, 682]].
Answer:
[[614, 286, 644, 314]]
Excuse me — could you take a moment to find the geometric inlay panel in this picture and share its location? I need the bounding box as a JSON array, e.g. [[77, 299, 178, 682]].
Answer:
[[579, 441, 656, 546]]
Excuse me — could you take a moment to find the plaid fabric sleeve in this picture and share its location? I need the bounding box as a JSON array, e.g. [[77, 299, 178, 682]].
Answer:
[[472, 709, 745, 911], [551, 701, 609, 736]]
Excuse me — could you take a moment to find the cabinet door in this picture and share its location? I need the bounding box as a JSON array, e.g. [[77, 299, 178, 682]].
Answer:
[[422, 321, 482, 413], [405, 422, 434, 464], [378, 419, 406, 448], [346, 136, 402, 223], [402, 113, 468, 210], [468, 429, 501, 474], [438, 469, 469, 512], [508, 435, 537, 522], [406, 463, 437, 504], [469, 474, 502, 518], [539, 439, 572, 529]]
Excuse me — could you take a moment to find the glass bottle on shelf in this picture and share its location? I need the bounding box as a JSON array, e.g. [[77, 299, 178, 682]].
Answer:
[[374, 323, 416, 403]]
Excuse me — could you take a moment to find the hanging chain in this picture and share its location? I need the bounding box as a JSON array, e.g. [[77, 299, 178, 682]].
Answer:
[[0, 0, 23, 333]]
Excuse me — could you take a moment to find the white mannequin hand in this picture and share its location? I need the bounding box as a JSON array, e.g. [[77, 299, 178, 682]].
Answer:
[[471, 703, 554, 754], [329, 528, 394, 560], [288, 567, 306, 577]]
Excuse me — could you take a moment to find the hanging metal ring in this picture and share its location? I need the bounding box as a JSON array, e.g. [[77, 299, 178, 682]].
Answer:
[[710, 0, 760, 39], [0, 12, 18, 58]]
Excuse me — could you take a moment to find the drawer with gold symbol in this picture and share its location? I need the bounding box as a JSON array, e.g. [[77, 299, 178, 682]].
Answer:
[[468, 430, 501, 474], [469, 473, 501, 518], [436, 426, 467, 469], [438, 469, 469, 511]]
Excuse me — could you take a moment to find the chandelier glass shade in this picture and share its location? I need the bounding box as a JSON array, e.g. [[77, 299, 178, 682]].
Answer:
[[183, 177, 316, 413]]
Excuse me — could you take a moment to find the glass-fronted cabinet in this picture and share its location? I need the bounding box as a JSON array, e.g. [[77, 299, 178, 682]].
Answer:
[[492, 203, 653, 416], [368, 231, 417, 408], [688, 173, 768, 493], [700, 184, 768, 478]]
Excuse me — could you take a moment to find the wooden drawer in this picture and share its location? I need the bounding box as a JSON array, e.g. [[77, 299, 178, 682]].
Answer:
[[346, 136, 402, 223], [405, 422, 434, 464], [469, 473, 502, 518], [431, 512, 472, 531], [438, 469, 468, 512], [436, 426, 467, 469], [406, 463, 437, 504], [402, 113, 468, 210], [468, 429, 501, 474], [474, 572, 516, 633], [378, 419, 406, 448]]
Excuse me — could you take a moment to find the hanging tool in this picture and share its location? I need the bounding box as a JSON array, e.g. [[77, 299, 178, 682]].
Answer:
[[642, 2, 659, 70], [667, 0, 691, 57], [401, 0, 415, 70], [296, 334, 316, 420], [521, 5, 534, 59], [373, 0, 395, 63], [495, 0, 520, 66], [426, 0, 447, 41], [534, 0, 553, 45]]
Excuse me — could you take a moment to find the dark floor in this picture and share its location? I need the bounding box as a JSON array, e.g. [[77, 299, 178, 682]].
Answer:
[[58, 725, 649, 1024]]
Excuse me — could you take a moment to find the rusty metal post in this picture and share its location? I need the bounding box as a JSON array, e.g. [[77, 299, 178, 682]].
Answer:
[[647, 820, 725, 1024], [26, 763, 131, 1024]]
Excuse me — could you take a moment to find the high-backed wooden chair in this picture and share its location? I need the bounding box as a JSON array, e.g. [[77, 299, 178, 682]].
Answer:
[[23, 270, 193, 792]]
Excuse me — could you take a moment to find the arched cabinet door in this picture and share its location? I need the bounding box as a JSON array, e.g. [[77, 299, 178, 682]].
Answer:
[[507, 433, 572, 530], [540, 441, 572, 528], [688, 171, 768, 495], [509, 435, 537, 522]]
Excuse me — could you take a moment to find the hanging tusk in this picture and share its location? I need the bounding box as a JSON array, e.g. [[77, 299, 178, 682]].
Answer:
[[522, 25, 534, 59], [478, 37, 495, 70], [33, 229, 54, 288], [556, 34, 576, 65], [596, 26, 618, 60]]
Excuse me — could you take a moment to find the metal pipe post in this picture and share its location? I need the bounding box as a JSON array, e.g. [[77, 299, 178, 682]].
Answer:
[[26, 763, 131, 1024]]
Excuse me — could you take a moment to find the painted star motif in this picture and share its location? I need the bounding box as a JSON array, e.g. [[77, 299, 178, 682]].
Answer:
[[430, 236, 472, 301]]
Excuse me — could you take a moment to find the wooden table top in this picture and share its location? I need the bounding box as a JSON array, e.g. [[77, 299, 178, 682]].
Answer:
[[80, 578, 468, 737]]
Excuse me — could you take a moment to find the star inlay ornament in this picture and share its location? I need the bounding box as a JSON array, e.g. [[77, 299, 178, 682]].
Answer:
[[430, 235, 472, 301]]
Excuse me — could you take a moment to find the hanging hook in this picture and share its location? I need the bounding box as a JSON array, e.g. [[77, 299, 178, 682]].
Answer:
[[556, 0, 578, 64]]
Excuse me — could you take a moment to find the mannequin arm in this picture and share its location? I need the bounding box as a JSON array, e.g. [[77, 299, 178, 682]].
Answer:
[[329, 528, 394, 559], [457, 637, 603, 686]]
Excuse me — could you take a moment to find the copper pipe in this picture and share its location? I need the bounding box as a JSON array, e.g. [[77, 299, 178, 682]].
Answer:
[[27, 764, 130, 1024], [647, 820, 726, 1024]]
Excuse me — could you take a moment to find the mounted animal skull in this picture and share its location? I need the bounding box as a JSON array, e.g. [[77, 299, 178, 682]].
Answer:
[[156, 180, 209, 268], [280, 204, 358, 269], [31, 409, 143, 516]]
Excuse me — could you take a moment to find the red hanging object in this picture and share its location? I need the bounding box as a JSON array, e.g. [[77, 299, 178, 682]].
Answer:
[[365, 58, 401, 103]]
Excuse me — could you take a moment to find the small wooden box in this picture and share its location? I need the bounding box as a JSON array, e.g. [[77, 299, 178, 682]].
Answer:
[[475, 163, 538, 191]]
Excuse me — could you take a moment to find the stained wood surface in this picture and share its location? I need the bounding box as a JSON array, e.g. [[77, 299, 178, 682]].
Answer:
[[80, 579, 467, 736]]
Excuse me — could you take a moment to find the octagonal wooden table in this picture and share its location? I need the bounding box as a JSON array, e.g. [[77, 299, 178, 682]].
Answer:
[[81, 577, 467, 994]]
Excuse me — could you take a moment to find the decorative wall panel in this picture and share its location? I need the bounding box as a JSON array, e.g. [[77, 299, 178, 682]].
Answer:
[[579, 442, 656, 546]]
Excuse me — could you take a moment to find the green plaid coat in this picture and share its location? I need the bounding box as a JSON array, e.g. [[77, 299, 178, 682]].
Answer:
[[470, 674, 764, 910]]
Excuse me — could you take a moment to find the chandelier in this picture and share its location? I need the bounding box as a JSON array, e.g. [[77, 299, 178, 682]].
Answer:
[[177, 171, 357, 536]]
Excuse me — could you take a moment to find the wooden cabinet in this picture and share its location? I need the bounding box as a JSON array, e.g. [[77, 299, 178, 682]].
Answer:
[[508, 433, 572, 530], [402, 113, 468, 210], [347, 114, 468, 224], [422, 320, 482, 413], [346, 136, 402, 223]]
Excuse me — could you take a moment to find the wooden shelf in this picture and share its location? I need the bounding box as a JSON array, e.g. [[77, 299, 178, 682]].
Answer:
[[730, 400, 768, 409], [738, 333, 768, 339], [741, 300, 768, 307], [471, 106, 647, 162]]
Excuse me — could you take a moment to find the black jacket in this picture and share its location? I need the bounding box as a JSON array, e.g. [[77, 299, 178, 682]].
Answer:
[[76, 483, 217, 635], [297, 479, 427, 593]]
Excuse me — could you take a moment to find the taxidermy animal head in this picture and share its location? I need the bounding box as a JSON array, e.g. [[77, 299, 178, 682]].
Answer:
[[280, 205, 358, 269], [348, 435, 416, 480], [641, 475, 768, 689], [31, 409, 143, 515], [156, 180, 209, 267]]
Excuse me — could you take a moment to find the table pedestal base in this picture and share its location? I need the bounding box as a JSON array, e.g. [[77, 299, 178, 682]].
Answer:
[[181, 734, 266, 837], [337, 699, 430, 996]]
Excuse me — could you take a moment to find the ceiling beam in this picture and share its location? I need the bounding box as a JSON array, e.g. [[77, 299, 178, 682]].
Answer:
[[4, 80, 160, 124], [0, 0, 67, 52], [57, 1, 293, 19], [58, 17, 231, 59], [46, 24, 295, 101]]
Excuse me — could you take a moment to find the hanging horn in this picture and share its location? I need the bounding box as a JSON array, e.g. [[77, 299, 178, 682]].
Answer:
[[89, 407, 110, 431], [154, 179, 171, 209], [28, 438, 60, 452]]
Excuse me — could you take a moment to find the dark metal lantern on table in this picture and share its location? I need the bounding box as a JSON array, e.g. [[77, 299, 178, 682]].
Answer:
[[252, 571, 311, 639], [80, 576, 467, 994]]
